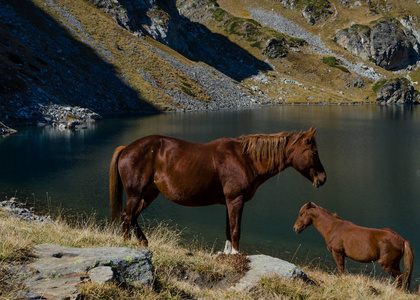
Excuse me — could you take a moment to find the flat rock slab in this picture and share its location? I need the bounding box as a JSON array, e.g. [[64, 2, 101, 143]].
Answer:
[[232, 254, 310, 291], [18, 244, 154, 300]]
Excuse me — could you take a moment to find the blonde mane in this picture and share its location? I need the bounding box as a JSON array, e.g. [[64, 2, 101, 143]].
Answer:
[[239, 132, 304, 171]]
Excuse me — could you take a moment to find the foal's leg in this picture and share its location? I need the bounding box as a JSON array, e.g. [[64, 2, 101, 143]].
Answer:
[[332, 251, 345, 276], [225, 196, 244, 254]]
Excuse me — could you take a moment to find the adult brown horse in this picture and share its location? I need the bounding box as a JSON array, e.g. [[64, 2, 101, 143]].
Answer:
[[110, 127, 326, 254], [293, 202, 414, 291]]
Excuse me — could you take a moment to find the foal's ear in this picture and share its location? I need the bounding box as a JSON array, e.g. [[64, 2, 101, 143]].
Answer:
[[306, 202, 316, 208]]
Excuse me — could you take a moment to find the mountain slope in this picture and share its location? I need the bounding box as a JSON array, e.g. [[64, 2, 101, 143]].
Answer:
[[1, 0, 420, 130]]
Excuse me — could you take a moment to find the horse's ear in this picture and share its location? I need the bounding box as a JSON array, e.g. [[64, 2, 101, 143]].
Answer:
[[307, 127, 317, 136], [304, 127, 317, 142]]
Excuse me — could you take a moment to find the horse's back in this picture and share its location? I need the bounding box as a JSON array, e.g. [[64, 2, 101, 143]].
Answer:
[[118, 135, 244, 206]]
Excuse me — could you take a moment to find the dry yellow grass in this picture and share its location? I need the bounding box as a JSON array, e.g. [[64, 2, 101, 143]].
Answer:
[[0, 208, 418, 299]]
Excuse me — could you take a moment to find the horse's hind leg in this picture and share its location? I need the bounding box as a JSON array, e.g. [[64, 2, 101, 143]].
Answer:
[[122, 196, 141, 241], [132, 189, 159, 247], [122, 188, 158, 246]]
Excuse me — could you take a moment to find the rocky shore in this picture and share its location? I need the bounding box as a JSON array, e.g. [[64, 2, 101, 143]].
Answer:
[[0, 197, 52, 223]]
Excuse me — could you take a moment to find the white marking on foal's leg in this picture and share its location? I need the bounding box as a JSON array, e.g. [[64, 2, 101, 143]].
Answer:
[[223, 240, 232, 254]]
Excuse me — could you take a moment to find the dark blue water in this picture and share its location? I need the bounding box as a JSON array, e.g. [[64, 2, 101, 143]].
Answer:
[[1, 105, 419, 287]]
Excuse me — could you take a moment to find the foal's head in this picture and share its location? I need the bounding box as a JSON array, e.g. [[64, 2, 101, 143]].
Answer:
[[293, 202, 317, 234], [286, 127, 326, 188]]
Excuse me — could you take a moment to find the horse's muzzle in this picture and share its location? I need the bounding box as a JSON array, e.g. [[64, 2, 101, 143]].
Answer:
[[293, 226, 301, 234], [313, 173, 326, 188]]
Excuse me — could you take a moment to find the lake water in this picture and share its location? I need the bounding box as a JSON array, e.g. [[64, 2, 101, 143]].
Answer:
[[1, 105, 419, 288]]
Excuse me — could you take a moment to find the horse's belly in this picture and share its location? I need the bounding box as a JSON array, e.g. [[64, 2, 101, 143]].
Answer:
[[156, 181, 225, 206], [164, 192, 225, 206]]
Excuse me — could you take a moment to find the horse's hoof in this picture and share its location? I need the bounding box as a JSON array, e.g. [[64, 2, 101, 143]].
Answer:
[[141, 240, 149, 247]]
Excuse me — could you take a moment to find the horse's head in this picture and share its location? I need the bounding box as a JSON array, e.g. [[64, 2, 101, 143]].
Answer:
[[293, 202, 317, 234], [286, 127, 326, 188]]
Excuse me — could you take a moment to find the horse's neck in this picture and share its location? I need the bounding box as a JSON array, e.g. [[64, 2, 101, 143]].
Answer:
[[253, 159, 286, 179], [240, 134, 289, 178], [312, 209, 341, 238]]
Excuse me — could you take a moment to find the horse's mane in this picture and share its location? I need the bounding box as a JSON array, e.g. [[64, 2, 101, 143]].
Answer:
[[317, 205, 343, 220], [239, 132, 306, 171]]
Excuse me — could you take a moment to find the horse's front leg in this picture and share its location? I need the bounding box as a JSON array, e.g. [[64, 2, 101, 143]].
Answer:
[[223, 206, 233, 254], [332, 251, 345, 276], [225, 196, 244, 254]]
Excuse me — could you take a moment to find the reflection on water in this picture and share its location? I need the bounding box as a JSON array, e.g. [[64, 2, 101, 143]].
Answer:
[[1, 105, 420, 287]]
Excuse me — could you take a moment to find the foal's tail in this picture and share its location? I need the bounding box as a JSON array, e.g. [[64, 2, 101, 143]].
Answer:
[[109, 146, 126, 224], [402, 240, 414, 291]]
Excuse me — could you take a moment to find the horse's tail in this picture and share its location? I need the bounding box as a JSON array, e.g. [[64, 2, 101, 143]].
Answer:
[[109, 146, 126, 224], [402, 240, 414, 291]]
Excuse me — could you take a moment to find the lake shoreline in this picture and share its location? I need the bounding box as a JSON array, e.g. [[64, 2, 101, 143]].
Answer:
[[0, 101, 385, 138]]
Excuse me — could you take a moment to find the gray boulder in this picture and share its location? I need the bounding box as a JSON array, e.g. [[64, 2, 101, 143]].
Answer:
[[335, 25, 371, 61], [336, 18, 420, 70], [18, 244, 154, 299], [232, 254, 311, 291]]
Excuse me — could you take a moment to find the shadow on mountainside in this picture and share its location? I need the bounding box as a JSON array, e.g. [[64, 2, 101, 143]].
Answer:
[[0, 0, 158, 126], [116, 0, 272, 82]]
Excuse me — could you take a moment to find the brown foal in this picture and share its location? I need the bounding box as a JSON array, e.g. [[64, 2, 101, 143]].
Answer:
[[293, 202, 414, 291], [109, 128, 326, 254]]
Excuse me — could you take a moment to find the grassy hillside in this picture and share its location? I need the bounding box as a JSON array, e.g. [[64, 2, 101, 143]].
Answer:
[[1, 208, 418, 299], [201, 0, 420, 102]]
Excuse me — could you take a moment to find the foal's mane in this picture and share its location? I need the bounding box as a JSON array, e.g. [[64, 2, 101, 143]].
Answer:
[[316, 205, 342, 220], [239, 132, 306, 171]]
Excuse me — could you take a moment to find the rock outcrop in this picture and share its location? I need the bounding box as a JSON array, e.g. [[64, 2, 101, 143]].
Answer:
[[262, 38, 288, 58], [376, 78, 418, 104], [0, 121, 17, 137], [17, 245, 154, 300], [336, 18, 420, 70], [280, 0, 334, 25]]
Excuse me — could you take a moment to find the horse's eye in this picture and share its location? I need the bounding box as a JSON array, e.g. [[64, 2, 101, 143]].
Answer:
[[300, 213, 304, 217]]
